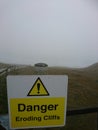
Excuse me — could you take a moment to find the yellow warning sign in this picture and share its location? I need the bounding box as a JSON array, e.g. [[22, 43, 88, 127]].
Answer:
[[27, 77, 49, 96], [10, 97, 65, 128]]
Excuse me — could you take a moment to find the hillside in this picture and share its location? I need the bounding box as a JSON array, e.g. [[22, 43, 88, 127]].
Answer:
[[0, 63, 10, 69], [0, 62, 98, 130], [81, 63, 98, 78], [84, 63, 98, 71]]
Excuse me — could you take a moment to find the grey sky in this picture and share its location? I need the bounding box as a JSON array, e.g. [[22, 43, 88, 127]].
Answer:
[[0, 0, 98, 67]]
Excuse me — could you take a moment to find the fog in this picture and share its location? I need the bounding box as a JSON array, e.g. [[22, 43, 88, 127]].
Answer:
[[0, 0, 98, 67]]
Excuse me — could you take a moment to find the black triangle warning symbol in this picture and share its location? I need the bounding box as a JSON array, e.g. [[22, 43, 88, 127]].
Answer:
[[27, 77, 49, 96]]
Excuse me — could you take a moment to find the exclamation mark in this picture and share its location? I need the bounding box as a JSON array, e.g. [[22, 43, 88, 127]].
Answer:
[[37, 83, 40, 94]]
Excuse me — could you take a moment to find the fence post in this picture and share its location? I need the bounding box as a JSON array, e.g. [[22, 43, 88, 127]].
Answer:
[[33, 63, 61, 130], [33, 63, 48, 130], [34, 63, 48, 75]]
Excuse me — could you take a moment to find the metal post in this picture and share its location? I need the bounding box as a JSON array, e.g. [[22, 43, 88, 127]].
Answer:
[[33, 63, 61, 130], [33, 63, 48, 130], [34, 63, 48, 75]]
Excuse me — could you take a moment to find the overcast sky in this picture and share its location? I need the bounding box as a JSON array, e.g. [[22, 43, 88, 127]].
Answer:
[[0, 0, 98, 67]]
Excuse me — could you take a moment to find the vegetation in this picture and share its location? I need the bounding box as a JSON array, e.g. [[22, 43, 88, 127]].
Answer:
[[0, 62, 98, 130]]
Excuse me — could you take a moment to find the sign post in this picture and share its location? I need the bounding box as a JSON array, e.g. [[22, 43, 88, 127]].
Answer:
[[7, 63, 68, 129]]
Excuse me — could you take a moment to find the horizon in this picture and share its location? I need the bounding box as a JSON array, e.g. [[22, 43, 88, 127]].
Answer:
[[0, 61, 98, 69], [0, 0, 98, 68]]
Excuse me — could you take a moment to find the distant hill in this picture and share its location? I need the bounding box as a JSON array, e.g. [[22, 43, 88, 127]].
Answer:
[[0, 62, 29, 69], [84, 63, 98, 71], [0, 63, 10, 69], [80, 63, 98, 78]]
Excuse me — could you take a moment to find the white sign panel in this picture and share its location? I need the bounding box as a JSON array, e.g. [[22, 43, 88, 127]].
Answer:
[[7, 75, 68, 129]]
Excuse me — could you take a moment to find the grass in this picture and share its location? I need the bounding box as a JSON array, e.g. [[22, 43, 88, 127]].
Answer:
[[0, 65, 98, 130]]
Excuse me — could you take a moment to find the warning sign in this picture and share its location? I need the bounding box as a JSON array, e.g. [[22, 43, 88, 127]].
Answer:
[[10, 97, 65, 128], [27, 77, 49, 96], [7, 75, 68, 129]]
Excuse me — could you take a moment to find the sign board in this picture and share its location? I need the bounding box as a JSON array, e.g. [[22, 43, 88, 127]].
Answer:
[[7, 75, 68, 129]]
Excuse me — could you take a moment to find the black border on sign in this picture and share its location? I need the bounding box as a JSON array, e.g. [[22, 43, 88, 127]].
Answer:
[[27, 77, 49, 96]]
